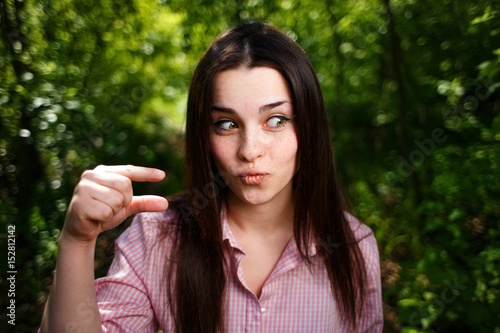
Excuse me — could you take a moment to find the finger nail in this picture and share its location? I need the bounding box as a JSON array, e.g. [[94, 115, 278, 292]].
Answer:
[[155, 170, 166, 178]]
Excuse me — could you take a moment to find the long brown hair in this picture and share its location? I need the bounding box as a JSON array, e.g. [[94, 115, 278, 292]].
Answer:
[[166, 21, 367, 332]]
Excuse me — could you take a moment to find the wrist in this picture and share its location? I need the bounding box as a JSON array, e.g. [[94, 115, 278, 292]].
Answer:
[[59, 229, 97, 252]]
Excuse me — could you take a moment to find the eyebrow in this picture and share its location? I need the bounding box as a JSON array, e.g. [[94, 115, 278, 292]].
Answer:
[[211, 100, 290, 114]]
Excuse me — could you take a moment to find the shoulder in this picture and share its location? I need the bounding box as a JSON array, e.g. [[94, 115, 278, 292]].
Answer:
[[106, 207, 183, 282], [115, 208, 181, 253], [344, 211, 375, 243], [344, 211, 380, 265], [132, 209, 180, 232], [343, 214, 384, 330]]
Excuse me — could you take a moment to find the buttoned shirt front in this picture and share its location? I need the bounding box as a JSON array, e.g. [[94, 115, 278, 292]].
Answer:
[[95, 207, 383, 332]]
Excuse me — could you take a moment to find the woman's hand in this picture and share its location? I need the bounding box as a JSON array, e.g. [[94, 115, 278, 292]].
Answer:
[[62, 165, 169, 243]]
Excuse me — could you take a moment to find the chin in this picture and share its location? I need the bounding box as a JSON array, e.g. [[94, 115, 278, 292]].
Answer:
[[241, 194, 271, 206], [232, 189, 273, 206]]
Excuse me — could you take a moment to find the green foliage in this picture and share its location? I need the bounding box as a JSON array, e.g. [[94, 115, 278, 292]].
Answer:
[[0, 0, 499, 331]]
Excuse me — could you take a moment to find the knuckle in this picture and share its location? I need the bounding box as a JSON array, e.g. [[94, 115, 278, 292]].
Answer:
[[122, 177, 133, 193], [94, 164, 106, 171], [122, 193, 132, 206], [137, 197, 147, 212], [111, 177, 132, 196], [74, 180, 90, 195], [81, 170, 93, 180], [78, 173, 98, 188], [101, 206, 114, 220], [110, 195, 124, 210]]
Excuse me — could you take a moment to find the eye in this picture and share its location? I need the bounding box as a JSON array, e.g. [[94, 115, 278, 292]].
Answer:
[[266, 115, 290, 128], [214, 120, 238, 130]]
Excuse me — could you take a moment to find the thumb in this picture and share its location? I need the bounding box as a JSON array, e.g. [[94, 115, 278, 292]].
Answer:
[[126, 195, 169, 217]]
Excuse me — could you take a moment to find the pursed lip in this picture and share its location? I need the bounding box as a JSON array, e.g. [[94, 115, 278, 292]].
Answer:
[[238, 169, 268, 177], [238, 169, 268, 185]]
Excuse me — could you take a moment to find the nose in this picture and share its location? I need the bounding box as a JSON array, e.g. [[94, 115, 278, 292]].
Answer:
[[238, 129, 264, 163]]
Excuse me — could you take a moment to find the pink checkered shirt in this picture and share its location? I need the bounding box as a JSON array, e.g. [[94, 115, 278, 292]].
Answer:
[[95, 207, 383, 332]]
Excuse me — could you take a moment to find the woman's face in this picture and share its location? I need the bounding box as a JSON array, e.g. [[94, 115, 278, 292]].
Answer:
[[209, 66, 299, 207]]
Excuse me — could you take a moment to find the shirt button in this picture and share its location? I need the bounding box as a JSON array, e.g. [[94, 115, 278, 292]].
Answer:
[[261, 307, 266, 315]]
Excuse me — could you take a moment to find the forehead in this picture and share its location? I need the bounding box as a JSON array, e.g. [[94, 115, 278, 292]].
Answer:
[[212, 67, 292, 107]]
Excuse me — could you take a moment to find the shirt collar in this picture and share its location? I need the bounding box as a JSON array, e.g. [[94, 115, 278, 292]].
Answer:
[[221, 202, 244, 253]]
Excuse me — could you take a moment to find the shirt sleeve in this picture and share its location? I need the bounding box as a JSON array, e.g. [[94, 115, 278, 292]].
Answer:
[[94, 213, 160, 333], [356, 230, 384, 332]]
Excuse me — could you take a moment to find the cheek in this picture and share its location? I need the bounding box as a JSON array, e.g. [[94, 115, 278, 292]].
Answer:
[[283, 131, 299, 172], [280, 130, 298, 160], [209, 134, 229, 169]]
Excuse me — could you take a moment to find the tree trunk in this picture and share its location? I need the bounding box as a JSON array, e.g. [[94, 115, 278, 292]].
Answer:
[[0, 0, 45, 225], [382, 0, 422, 203]]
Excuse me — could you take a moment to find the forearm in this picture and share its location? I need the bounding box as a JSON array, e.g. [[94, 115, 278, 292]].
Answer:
[[39, 165, 168, 332], [40, 233, 101, 333]]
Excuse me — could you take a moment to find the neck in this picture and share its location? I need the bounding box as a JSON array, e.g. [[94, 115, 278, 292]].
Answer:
[[225, 188, 295, 236]]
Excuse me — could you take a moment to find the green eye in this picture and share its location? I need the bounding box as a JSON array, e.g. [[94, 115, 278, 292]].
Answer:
[[266, 116, 289, 128]]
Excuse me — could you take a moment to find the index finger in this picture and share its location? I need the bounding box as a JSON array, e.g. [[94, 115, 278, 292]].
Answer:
[[95, 165, 166, 182]]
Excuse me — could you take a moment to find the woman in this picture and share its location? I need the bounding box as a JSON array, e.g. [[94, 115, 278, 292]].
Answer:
[[41, 21, 382, 332]]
